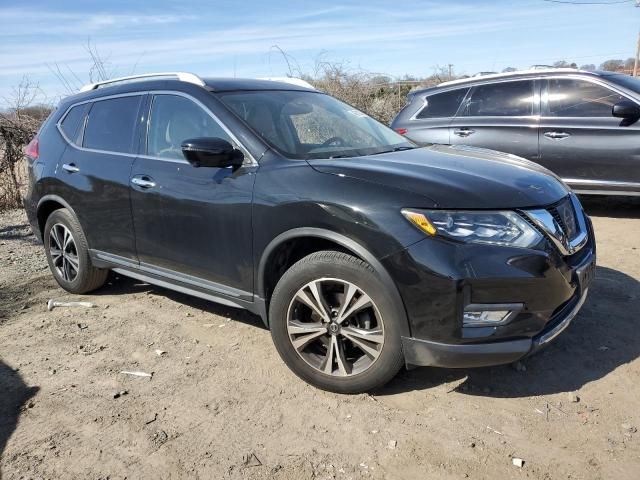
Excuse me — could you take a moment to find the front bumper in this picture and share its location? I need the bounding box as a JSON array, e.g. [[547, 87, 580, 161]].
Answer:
[[382, 210, 596, 368], [401, 287, 589, 368]]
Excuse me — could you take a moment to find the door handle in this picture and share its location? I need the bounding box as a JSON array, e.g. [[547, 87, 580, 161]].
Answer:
[[544, 131, 570, 140], [131, 177, 157, 189], [453, 128, 475, 137], [62, 163, 80, 173]]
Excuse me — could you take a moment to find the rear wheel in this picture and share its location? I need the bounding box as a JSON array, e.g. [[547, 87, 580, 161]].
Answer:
[[269, 251, 404, 393], [44, 208, 108, 294]]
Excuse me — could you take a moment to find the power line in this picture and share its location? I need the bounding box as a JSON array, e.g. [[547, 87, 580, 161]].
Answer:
[[542, 0, 632, 4]]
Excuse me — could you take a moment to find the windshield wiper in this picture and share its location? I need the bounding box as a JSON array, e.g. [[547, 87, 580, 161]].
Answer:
[[370, 146, 416, 156]]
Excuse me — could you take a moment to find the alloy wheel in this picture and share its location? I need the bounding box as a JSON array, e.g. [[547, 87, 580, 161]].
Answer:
[[286, 278, 385, 377], [49, 223, 80, 282]]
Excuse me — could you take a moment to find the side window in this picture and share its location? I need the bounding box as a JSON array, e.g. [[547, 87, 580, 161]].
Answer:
[[147, 95, 232, 160], [59, 104, 88, 145], [547, 79, 625, 117], [416, 88, 468, 119], [463, 81, 535, 117], [83, 96, 142, 153]]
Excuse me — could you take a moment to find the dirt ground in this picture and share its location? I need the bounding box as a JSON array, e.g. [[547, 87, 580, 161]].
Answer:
[[0, 196, 639, 480]]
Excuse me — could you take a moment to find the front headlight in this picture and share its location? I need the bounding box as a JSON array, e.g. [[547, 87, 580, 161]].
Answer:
[[402, 209, 542, 248]]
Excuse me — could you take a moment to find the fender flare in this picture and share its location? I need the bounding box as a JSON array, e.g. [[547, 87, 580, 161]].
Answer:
[[36, 195, 81, 238], [257, 227, 410, 336]]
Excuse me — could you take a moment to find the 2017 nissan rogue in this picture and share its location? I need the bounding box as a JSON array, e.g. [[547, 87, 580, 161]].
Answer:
[[24, 72, 596, 393]]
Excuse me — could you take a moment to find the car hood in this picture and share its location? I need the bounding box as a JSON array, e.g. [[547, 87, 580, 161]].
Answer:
[[307, 145, 569, 209]]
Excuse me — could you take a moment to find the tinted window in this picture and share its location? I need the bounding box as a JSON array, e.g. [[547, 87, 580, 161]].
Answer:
[[416, 88, 468, 118], [463, 80, 534, 116], [547, 79, 625, 117], [60, 104, 87, 145], [147, 95, 231, 160], [83, 96, 142, 153]]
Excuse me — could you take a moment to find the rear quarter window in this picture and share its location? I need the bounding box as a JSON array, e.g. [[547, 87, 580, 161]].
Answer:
[[83, 95, 143, 153], [416, 88, 469, 119], [59, 104, 88, 145]]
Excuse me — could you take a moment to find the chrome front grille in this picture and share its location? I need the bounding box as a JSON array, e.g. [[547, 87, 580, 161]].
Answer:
[[521, 193, 588, 256], [548, 196, 579, 242]]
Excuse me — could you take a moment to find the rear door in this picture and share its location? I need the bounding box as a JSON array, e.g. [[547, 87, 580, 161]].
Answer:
[[538, 77, 640, 188], [129, 92, 256, 298], [448, 79, 540, 160], [56, 94, 144, 261]]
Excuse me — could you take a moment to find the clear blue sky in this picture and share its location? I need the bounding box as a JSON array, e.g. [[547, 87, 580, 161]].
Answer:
[[0, 0, 638, 107]]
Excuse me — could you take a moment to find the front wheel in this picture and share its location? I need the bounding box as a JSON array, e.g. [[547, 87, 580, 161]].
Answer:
[[269, 251, 404, 393]]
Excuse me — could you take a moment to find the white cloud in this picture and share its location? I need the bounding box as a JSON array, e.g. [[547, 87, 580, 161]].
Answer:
[[0, 0, 634, 106]]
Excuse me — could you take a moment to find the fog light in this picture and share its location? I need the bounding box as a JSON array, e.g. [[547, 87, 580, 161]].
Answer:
[[463, 303, 523, 327]]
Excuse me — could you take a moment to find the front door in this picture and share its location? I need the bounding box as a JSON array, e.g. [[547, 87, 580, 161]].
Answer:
[[538, 77, 640, 190], [129, 93, 256, 299], [448, 79, 540, 161]]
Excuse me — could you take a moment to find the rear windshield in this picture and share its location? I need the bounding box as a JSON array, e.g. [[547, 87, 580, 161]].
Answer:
[[217, 90, 414, 160]]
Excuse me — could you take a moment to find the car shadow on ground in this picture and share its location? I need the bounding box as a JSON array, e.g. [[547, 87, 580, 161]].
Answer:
[[0, 360, 38, 476], [99, 264, 639, 400], [378, 265, 639, 398], [95, 272, 267, 330], [0, 223, 40, 243]]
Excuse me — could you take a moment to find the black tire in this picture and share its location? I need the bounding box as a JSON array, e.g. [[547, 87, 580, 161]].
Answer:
[[43, 208, 108, 294], [269, 251, 405, 393]]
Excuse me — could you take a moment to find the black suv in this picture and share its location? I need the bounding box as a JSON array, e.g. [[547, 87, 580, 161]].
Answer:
[[391, 69, 640, 196], [24, 72, 596, 393]]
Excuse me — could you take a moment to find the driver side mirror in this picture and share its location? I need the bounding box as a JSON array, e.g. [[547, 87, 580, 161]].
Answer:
[[181, 137, 244, 168], [612, 100, 640, 120]]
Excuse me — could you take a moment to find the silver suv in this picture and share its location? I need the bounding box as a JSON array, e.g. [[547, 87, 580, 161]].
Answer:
[[391, 69, 640, 196]]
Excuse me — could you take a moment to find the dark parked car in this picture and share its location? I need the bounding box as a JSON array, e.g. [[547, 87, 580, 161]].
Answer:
[[391, 68, 640, 196], [24, 72, 595, 393]]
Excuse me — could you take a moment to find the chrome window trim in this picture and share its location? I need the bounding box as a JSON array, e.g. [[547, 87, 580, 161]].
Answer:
[[56, 92, 145, 158], [520, 193, 588, 256], [410, 74, 638, 122], [56, 90, 257, 165], [411, 78, 538, 121]]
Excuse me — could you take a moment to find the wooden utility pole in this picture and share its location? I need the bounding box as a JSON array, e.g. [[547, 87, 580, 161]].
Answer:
[[636, 1, 640, 76], [635, 30, 640, 77]]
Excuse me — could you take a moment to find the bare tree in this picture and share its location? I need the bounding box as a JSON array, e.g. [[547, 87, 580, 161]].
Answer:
[[0, 77, 51, 209], [599, 59, 625, 72]]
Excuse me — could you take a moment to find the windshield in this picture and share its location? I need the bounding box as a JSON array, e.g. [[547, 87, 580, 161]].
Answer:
[[218, 90, 414, 159], [603, 73, 640, 95]]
